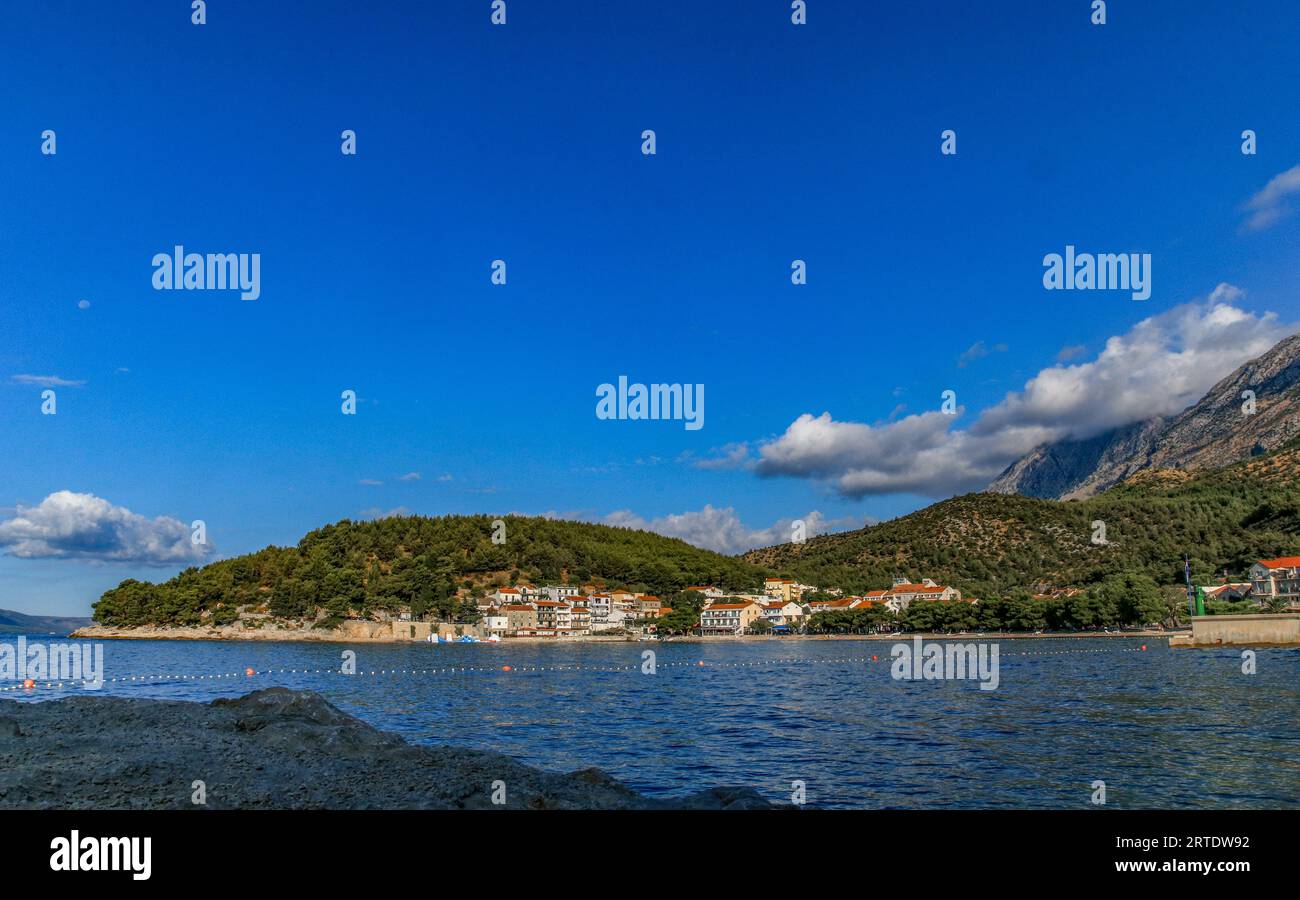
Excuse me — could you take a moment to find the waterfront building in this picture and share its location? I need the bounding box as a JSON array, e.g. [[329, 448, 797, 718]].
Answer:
[[699, 601, 762, 635], [1249, 557, 1300, 608], [534, 600, 561, 628], [502, 604, 538, 633]]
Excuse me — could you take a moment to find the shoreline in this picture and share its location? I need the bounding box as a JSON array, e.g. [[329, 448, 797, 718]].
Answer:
[[69, 624, 1179, 645]]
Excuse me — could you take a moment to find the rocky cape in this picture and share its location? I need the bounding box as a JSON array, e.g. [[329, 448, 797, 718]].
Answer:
[[0, 687, 778, 809], [988, 333, 1300, 499]]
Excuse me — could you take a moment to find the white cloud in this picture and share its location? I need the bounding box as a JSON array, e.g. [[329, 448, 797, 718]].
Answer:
[[11, 374, 85, 387], [597, 505, 868, 555], [398, 472, 421, 481], [957, 341, 1008, 368], [691, 442, 752, 471], [359, 506, 412, 520], [0, 491, 210, 564], [1242, 163, 1300, 231], [755, 289, 1291, 498], [358, 479, 383, 486]]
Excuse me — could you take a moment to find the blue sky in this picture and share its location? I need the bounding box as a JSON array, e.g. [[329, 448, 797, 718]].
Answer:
[[3, 0, 1300, 615]]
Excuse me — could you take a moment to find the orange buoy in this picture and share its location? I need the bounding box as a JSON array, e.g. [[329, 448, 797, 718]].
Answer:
[[698, 660, 705, 667], [22, 679, 34, 689], [502, 665, 512, 672], [245, 667, 255, 676], [871, 655, 878, 662], [1141, 645, 1147, 651]]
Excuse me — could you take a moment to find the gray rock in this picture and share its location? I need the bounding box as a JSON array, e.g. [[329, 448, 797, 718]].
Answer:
[[0, 687, 780, 810]]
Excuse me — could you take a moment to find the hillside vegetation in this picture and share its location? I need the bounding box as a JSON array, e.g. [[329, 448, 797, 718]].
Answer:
[[745, 440, 1300, 599], [93, 442, 1300, 628], [93, 515, 767, 627]]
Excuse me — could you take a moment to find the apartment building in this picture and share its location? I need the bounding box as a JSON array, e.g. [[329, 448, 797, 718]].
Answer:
[[1250, 557, 1300, 608], [502, 604, 538, 631], [760, 600, 806, 626], [884, 578, 962, 612], [699, 601, 762, 635], [534, 600, 561, 628]]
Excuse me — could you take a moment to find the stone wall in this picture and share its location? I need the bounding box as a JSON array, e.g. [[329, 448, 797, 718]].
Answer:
[[1170, 614, 1300, 647]]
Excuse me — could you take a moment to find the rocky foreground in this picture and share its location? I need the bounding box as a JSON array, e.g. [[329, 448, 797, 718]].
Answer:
[[0, 687, 777, 810]]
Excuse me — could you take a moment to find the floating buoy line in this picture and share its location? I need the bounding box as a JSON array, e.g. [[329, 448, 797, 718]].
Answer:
[[0, 642, 1152, 693]]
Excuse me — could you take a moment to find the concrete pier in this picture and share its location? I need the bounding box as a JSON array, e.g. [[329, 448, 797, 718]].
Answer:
[[1168, 613, 1300, 647]]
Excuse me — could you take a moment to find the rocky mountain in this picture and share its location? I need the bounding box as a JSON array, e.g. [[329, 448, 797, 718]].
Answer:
[[988, 334, 1300, 499], [744, 438, 1300, 597]]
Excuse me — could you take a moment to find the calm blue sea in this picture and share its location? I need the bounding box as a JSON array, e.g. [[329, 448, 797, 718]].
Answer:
[[3, 635, 1298, 809]]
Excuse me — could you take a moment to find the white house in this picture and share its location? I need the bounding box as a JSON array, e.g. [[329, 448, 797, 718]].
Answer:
[[591, 607, 631, 632], [491, 587, 522, 605], [761, 600, 805, 626], [884, 578, 962, 612], [482, 614, 509, 638], [1250, 557, 1300, 608]]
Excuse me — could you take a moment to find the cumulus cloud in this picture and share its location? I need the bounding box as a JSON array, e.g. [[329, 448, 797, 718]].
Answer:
[[11, 374, 85, 387], [1242, 163, 1300, 231], [756, 289, 1291, 498], [597, 505, 868, 555], [0, 491, 210, 564], [398, 472, 421, 481]]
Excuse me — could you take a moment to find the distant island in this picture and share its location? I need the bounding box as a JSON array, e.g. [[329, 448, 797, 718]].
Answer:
[[0, 607, 93, 636]]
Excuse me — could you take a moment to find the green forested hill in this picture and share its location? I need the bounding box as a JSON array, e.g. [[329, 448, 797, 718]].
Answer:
[[93, 442, 1300, 628], [743, 440, 1300, 598], [93, 514, 768, 627]]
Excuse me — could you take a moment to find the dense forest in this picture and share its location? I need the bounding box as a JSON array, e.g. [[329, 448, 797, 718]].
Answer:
[[93, 515, 768, 627], [801, 573, 1173, 633], [745, 439, 1300, 600], [93, 441, 1300, 629]]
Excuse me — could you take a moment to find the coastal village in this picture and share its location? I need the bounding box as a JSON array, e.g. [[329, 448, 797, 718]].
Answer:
[[399, 556, 1300, 640], [471, 575, 965, 639]]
